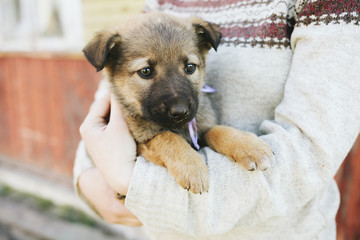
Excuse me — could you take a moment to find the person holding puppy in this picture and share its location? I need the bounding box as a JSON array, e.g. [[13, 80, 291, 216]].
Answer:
[[75, 0, 360, 239]]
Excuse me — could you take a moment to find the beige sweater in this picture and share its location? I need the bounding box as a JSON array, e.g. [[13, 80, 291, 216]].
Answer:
[[74, 0, 360, 239]]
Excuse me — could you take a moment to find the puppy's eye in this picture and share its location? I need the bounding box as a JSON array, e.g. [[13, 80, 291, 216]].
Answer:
[[137, 67, 154, 79], [185, 63, 196, 74]]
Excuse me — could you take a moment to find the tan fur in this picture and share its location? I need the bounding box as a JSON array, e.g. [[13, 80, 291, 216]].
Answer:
[[205, 126, 272, 171], [138, 132, 208, 193], [83, 12, 274, 194]]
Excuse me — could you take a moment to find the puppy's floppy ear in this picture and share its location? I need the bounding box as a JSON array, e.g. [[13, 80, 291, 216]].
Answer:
[[83, 31, 121, 72], [192, 17, 222, 52]]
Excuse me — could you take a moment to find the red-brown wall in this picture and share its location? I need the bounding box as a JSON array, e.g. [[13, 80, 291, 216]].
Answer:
[[336, 136, 360, 240], [0, 54, 358, 239], [0, 54, 101, 177]]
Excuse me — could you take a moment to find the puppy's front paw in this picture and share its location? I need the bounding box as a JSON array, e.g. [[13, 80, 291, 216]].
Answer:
[[205, 125, 274, 171], [168, 152, 209, 194], [137, 132, 209, 194], [230, 134, 274, 171]]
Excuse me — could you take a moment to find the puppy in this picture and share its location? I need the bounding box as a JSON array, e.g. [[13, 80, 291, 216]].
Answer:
[[83, 12, 274, 194]]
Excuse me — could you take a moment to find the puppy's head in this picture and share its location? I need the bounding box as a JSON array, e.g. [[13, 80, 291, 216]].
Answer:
[[83, 12, 221, 128]]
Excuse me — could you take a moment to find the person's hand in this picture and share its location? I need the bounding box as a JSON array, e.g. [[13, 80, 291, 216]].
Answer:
[[79, 92, 136, 195], [78, 168, 141, 226]]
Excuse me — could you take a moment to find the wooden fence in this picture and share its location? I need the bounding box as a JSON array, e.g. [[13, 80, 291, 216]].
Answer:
[[0, 54, 358, 239]]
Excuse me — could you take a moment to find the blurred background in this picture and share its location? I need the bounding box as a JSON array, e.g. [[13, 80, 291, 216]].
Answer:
[[0, 0, 359, 240]]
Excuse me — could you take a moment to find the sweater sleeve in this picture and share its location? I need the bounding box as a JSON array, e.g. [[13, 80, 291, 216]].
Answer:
[[124, 1, 360, 236]]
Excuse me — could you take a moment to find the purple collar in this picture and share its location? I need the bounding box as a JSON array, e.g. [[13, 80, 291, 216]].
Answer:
[[188, 84, 216, 150]]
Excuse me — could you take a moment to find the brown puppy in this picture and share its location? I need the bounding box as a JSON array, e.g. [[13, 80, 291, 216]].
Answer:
[[83, 12, 274, 194]]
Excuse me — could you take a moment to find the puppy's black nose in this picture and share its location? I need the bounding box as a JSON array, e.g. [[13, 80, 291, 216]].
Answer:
[[168, 104, 189, 120]]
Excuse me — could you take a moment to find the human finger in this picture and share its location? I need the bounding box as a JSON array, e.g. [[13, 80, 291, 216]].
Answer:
[[112, 217, 142, 226], [100, 202, 142, 226], [78, 169, 141, 226], [107, 94, 128, 130], [82, 93, 111, 128], [106, 206, 143, 226]]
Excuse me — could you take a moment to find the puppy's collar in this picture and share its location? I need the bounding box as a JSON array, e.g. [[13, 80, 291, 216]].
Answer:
[[188, 84, 216, 150]]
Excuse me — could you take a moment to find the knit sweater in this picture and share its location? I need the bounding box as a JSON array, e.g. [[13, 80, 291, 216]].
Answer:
[[74, 0, 360, 239]]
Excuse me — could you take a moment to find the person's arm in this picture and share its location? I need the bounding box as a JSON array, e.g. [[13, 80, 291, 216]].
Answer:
[[78, 168, 140, 226], [123, 2, 360, 236], [79, 92, 136, 196]]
